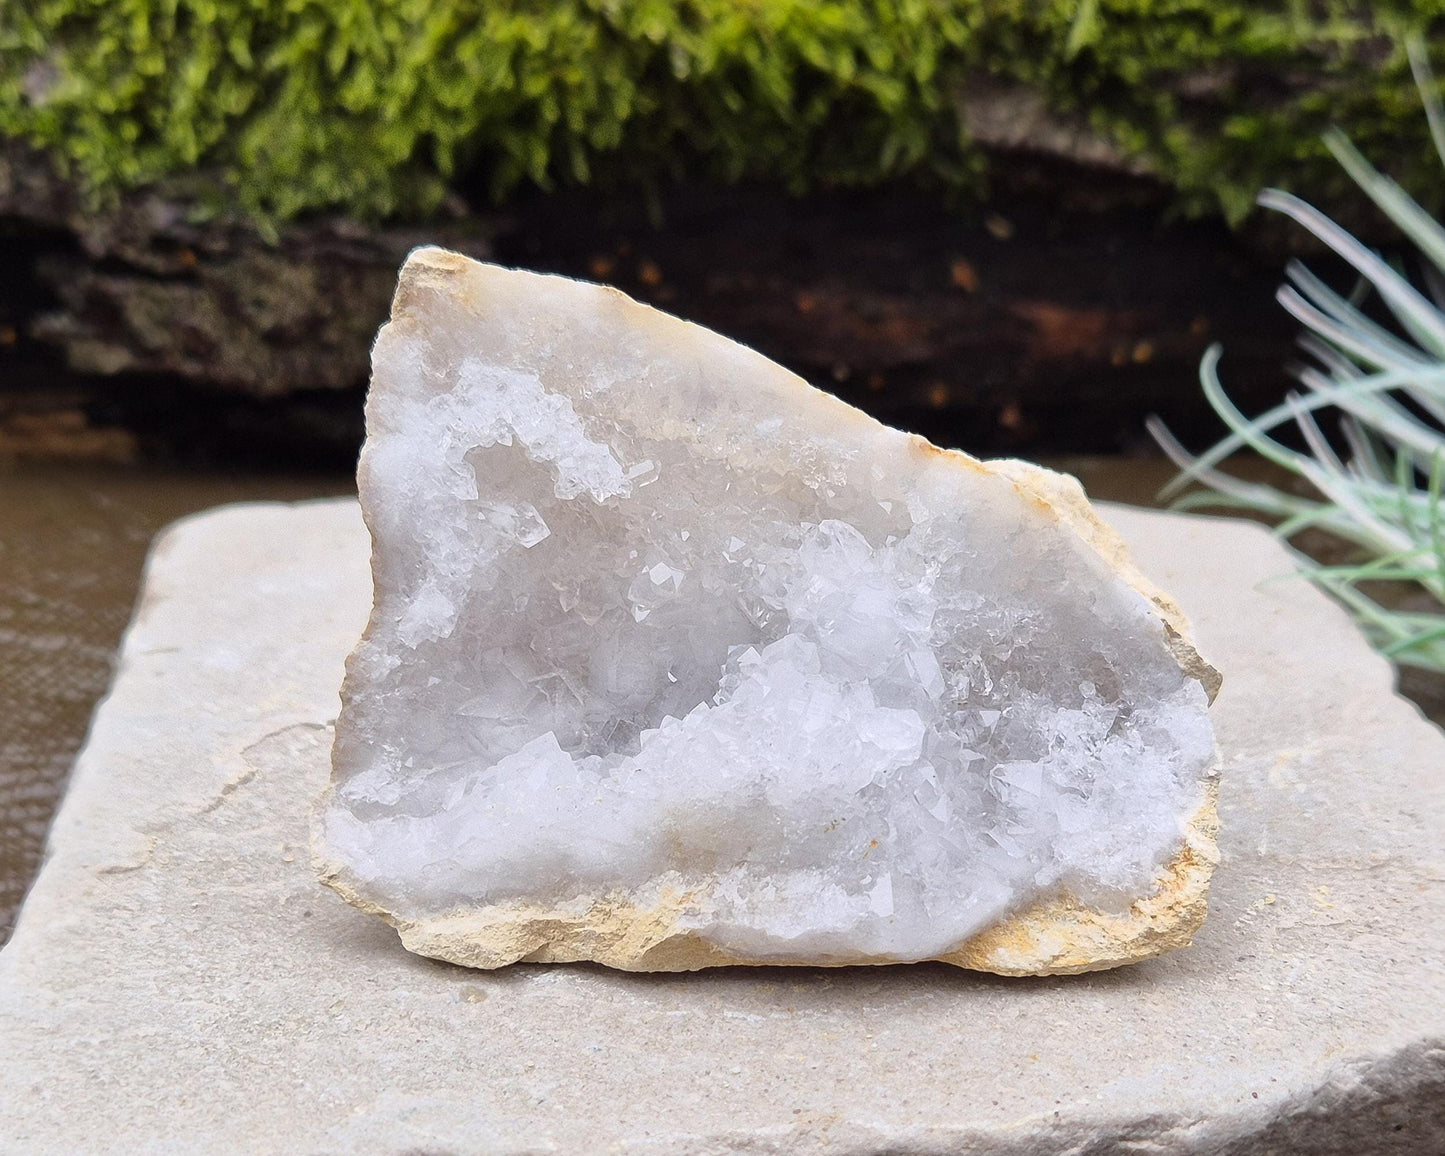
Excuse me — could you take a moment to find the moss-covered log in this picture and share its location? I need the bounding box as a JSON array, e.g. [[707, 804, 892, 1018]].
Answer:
[[1, 3, 1437, 461], [2, 1, 1442, 223]]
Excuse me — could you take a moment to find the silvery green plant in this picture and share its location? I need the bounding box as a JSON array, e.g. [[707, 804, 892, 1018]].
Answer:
[[1150, 40, 1445, 676]]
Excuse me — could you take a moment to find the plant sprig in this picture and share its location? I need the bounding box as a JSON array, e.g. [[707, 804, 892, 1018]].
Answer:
[[1150, 36, 1445, 675]]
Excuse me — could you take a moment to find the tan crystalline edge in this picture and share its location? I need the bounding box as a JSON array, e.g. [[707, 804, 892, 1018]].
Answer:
[[314, 247, 1223, 976]]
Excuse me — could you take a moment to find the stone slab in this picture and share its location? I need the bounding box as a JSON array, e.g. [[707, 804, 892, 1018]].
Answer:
[[1, 498, 1442, 1155]]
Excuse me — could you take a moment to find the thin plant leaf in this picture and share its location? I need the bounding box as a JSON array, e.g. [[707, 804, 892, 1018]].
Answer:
[[1152, 74, 1445, 676], [1408, 35, 1445, 170], [1258, 189, 1445, 358]]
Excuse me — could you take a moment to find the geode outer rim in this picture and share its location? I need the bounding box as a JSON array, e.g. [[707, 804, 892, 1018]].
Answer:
[[314, 786, 1218, 975], [313, 247, 1223, 976]]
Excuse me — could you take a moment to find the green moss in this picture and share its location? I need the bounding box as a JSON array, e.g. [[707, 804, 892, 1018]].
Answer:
[[3, 0, 1443, 221]]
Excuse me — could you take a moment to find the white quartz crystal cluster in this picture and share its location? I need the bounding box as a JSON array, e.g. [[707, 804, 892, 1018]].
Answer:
[[317, 249, 1219, 972]]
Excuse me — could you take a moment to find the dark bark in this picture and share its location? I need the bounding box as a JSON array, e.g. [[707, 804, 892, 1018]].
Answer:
[[0, 143, 1310, 464], [0, 143, 493, 399]]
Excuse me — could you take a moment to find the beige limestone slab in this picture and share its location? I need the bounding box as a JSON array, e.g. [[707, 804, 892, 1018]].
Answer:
[[0, 497, 1441, 1155]]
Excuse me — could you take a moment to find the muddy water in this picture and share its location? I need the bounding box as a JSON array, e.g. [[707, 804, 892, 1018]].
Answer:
[[0, 464, 351, 941], [1, 459, 1440, 943]]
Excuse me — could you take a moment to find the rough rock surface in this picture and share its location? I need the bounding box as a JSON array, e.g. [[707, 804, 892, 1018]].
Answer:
[[0, 499, 1441, 1153], [316, 250, 1220, 974]]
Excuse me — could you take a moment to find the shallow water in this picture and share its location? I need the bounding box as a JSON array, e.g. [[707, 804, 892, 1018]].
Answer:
[[0, 464, 351, 941], [0, 458, 1439, 943]]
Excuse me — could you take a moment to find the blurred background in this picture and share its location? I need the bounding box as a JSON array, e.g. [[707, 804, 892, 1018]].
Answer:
[[4, 2, 1444, 940]]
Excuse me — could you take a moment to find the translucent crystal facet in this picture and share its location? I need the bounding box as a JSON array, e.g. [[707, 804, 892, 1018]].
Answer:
[[317, 249, 1219, 973]]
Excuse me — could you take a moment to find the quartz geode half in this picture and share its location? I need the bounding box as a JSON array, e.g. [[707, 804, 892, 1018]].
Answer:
[[315, 248, 1221, 975]]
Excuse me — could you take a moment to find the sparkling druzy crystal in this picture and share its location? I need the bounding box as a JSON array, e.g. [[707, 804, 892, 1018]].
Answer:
[[315, 248, 1221, 975]]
